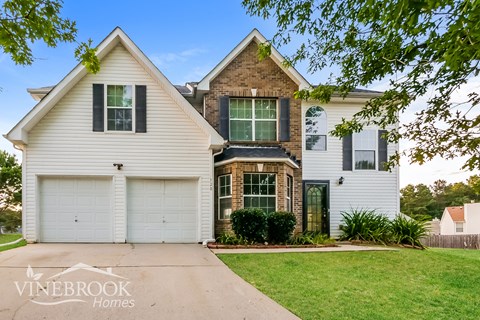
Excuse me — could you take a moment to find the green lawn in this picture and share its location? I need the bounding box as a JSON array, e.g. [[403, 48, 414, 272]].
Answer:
[[218, 249, 480, 320], [0, 234, 26, 252]]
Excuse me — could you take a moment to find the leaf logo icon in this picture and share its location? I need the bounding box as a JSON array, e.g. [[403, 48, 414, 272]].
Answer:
[[26, 265, 43, 281]]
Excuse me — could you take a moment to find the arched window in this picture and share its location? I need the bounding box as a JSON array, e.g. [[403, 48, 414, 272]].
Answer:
[[305, 106, 327, 150]]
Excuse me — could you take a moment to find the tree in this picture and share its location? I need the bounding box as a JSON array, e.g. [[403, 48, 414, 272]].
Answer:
[[401, 176, 479, 219], [243, 0, 480, 170], [400, 184, 436, 218], [0, 151, 22, 233], [0, 0, 99, 73]]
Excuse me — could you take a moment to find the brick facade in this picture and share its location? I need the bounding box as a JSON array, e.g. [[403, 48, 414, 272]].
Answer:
[[202, 40, 304, 236]]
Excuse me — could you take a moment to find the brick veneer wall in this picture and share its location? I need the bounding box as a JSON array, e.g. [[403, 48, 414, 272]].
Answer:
[[214, 162, 301, 236], [204, 40, 304, 236]]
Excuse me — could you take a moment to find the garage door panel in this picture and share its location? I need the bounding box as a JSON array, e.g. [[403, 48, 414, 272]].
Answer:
[[127, 179, 197, 243], [40, 177, 113, 243]]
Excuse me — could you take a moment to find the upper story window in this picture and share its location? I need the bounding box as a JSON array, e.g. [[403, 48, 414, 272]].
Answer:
[[354, 130, 376, 170], [229, 98, 277, 141], [305, 106, 327, 151], [106, 85, 133, 131]]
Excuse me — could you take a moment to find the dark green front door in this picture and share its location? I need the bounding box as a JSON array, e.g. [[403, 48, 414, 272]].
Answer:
[[303, 181, 329, 235]]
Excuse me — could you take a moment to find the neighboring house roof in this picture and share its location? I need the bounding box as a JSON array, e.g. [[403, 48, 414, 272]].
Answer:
[[446, 207, 465, 222], [197, 28, 310, 91], [5, 27, 225, 148], [214, 146, 300, 168]]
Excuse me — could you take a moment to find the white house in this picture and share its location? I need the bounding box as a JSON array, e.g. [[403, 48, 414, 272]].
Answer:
[[440, 203, 480, 235], [4, 27, 400, 243], [4, 28, 224, 243]]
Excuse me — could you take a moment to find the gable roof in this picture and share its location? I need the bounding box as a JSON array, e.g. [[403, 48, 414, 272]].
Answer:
[[446, 207, 465, 222], [197, 29, 310, 91], [5, 27, 225, 148]]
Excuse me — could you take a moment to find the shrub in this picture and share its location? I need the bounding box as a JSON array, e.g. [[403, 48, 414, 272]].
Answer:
[[340, 208, 391, 244], [231, 208, 267, 243], [390, 215, 427, 248], [215, 233, 250, 245], [288, 231, 335, 245], [0, 210, 21, 233], [267, 211, 296, 243]]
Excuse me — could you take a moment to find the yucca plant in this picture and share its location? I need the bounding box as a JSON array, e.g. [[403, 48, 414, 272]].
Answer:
[[390, 215, 427, 248], [340, 208, 391, 244]]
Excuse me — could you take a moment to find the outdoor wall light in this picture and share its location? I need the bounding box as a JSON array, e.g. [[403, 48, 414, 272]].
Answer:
[[113, 163, 123, 170], [338, 176, 345, 185]]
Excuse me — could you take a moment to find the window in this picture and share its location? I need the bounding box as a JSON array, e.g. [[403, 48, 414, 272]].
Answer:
[[218, 175, 232, 220], [230, 98, 277, 141], [107, 85, 133, 131], [243, 173, 276, 214], [286, 175, 293, 212], [305, 106, 327, 150], [455, 222, 464, 233], [354, 130, 376, 170]]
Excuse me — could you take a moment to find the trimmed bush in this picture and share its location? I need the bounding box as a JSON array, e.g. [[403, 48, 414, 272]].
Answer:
[[390, 215, 427, 248], [231, 208, 267, 243], [267, 211, 296, 243], [340, 208, 391, 244]]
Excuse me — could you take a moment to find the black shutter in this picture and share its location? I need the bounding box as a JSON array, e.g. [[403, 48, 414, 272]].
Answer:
[[342, 134, 353, 171], [135, 85, 147, 133], [378, 130, 388, 171], [219, 96, 229, 139], [92, 84, 104, 132], [279, 98, 290, 142]]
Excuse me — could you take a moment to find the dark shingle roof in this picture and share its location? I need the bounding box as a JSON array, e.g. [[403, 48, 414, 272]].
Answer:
[[215, 146, 300, 166]]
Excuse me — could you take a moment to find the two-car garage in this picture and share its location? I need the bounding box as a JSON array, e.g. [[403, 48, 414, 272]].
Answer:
[[39, 177, 199, 243]]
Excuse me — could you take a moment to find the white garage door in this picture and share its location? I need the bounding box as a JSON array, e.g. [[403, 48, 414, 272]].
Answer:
[[39, 177, 113, 242], [127, 179, 198, 243]]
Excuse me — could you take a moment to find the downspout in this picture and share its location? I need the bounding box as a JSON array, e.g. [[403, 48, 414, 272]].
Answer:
[[204, 147, 224, 247]]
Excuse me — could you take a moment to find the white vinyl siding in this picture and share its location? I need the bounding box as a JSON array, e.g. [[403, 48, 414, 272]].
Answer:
[[302, 101, 400, 238], [22, 44, 213, 243]]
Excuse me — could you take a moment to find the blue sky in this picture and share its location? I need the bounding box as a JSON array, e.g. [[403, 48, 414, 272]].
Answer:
[[0, 0, 478, 186]]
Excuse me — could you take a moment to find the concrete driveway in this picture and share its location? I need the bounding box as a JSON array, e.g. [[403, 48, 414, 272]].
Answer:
[[0, 244, 298, 320]]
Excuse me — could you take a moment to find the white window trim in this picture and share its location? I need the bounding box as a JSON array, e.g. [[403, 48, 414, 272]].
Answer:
[[304, 106, 328, 152], [353, 129, 378, 171], [229, 98, 278, 141], [243, 173, 277, 213], [105, 84, 136, 133], [218, 174, 232, 220], [286, 175, 293, 212]]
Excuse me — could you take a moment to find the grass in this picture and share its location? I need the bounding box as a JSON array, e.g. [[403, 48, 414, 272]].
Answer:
[[218, 249, 480, 320], [0, 233, 26, 252]]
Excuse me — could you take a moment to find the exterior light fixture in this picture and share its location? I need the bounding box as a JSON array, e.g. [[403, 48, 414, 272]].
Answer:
[[339, 176, 345, 185], [113, 163, 123, 170]]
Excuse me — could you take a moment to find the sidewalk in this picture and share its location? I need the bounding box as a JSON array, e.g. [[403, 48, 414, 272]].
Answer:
[[211, 244, 399, 254]]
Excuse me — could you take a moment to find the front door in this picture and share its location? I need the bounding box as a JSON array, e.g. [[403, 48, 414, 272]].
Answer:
[[303, 181, 329, 235]]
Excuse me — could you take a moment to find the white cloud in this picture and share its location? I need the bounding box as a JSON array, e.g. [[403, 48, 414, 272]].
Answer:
[[149, 48, 207, 68]]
